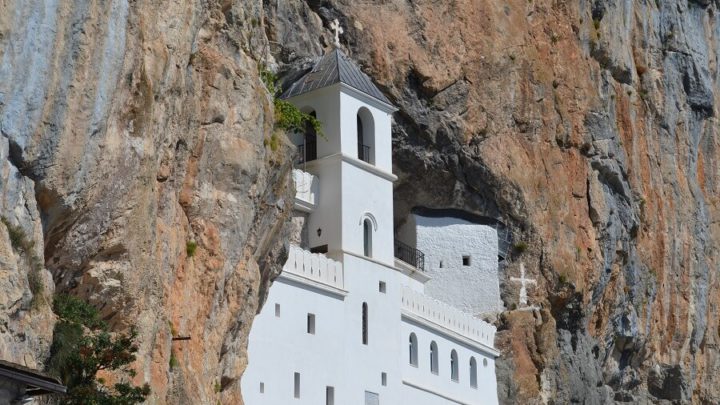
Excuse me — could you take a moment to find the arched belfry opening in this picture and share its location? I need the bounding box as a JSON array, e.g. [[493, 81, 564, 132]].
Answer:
[[356, 107, 374, 164], [299, 109, 317, 163]]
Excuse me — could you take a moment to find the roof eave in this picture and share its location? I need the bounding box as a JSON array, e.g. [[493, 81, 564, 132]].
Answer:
[[339, 82, 398, 113]]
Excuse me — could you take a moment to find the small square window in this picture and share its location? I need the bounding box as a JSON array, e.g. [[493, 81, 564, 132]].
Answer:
[[462, 256, 471, 266], [275, 303, 281, 317], [378, 281, 386, 293], [307, 313, 316, 334], [381, 372, 387, 386]]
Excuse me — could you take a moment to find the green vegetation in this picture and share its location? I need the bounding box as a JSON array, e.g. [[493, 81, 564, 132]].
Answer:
[[48, 294, 150, 404], [186, 241, 198, 257], [259, 66, 323, 137], [512, 241, 528, 254], [2, 217, 45, 308], [169, 353, 179, 369], [214, 381, 222, 393], [558, 274, 568, 284]]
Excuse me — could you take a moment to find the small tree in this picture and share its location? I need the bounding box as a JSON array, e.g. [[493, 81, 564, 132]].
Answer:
[[48, 294, 150, 404]]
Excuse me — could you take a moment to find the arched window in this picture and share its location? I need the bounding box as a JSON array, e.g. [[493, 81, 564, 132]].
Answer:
[[356, 108, 374, 164], [450, 350, 459, 382], [300, 110, 317, 163], [430, 341, 438, 375], [363, 219, 372, 257], [469, 357, 478, 388], [409, 333, 418, 366], [362, 302, 368, 345]]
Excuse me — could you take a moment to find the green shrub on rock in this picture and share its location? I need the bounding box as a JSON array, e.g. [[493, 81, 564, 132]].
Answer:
[[48, 294, 150, 404]]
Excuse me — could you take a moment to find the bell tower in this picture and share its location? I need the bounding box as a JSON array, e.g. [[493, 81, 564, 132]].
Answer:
[[281, 45, 397, 265]]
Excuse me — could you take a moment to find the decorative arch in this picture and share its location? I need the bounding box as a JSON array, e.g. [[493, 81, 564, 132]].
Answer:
[[358, 212, 378, 231], [356, 107, 375, 164]]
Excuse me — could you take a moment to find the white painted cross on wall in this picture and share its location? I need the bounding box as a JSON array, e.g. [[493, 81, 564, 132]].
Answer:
[[330, 19, 343, 47], [510, 263, 536, 307]]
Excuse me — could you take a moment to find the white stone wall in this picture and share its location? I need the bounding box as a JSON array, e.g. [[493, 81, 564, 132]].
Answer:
[[241, 248, 499, 405], [401, 214, 502, 316]]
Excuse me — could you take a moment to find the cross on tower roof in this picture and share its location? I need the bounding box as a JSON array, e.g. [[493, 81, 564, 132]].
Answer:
[[330, 19, 343, 48]]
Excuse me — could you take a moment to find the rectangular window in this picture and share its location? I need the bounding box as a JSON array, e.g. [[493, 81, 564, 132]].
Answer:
[[260, 382, 264, 393], [307, 313, 315, 334], [378, 281, 386, 293], [294, 372, 300, 398], [462, 255, 471, 266], [326, 386, 335, 405], [275, 303, 281, 317], [362, 303, 368, 345], [381, 372, 387, 386]]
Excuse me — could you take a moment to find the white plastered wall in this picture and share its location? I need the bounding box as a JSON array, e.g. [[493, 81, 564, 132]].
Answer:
[[400, 214, 502, 316]]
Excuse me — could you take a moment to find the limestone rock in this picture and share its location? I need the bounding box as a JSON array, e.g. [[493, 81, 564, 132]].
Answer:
[[0, 1, 293, 403]]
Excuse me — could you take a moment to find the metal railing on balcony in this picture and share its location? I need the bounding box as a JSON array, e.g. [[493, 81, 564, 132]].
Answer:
[[395, 239, 425, 271], [358, 143, 371, 163], [296, 141, 317, 165]]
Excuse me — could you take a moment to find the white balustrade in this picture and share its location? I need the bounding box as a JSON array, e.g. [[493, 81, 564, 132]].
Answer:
[[292, 169, 318, 210], [283, 245, 344, 290], [401, 286, 496, 348]]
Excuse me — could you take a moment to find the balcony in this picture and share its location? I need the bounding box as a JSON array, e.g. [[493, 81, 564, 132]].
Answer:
[[292, 169, 318, 212], [394, 239, 425, 271], [283, 245, 344, 291], [401, 286, 496, 350], [358, 143, 371, 163]]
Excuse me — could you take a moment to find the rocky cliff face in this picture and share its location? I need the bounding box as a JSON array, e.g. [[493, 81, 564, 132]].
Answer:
[[1, 1, 294, 403], [1, 0, 719, 404]]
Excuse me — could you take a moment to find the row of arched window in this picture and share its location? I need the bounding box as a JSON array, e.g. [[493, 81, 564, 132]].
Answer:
[[409, 333, 480, 388]]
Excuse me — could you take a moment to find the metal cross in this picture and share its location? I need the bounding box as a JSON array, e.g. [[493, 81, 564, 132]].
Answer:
[[510, 263, 537, 307], [330, 19, 343, 47]]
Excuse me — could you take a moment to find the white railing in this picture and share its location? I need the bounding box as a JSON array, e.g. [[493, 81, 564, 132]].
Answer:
[[292, 169, 318, 210], [283, 245, 344, 290], [401, 286, 496, 348]]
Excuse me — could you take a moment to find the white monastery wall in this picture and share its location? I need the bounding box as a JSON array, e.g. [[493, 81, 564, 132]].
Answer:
[[242, 247, 499, 405], [241, 274, 347, 405], [340, 162, 395, 264], [402, 214, 502, 316], [400, 319, 498, 405]]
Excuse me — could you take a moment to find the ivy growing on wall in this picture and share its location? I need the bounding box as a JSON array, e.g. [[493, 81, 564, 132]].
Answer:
[[260, 66, 323, 137]]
